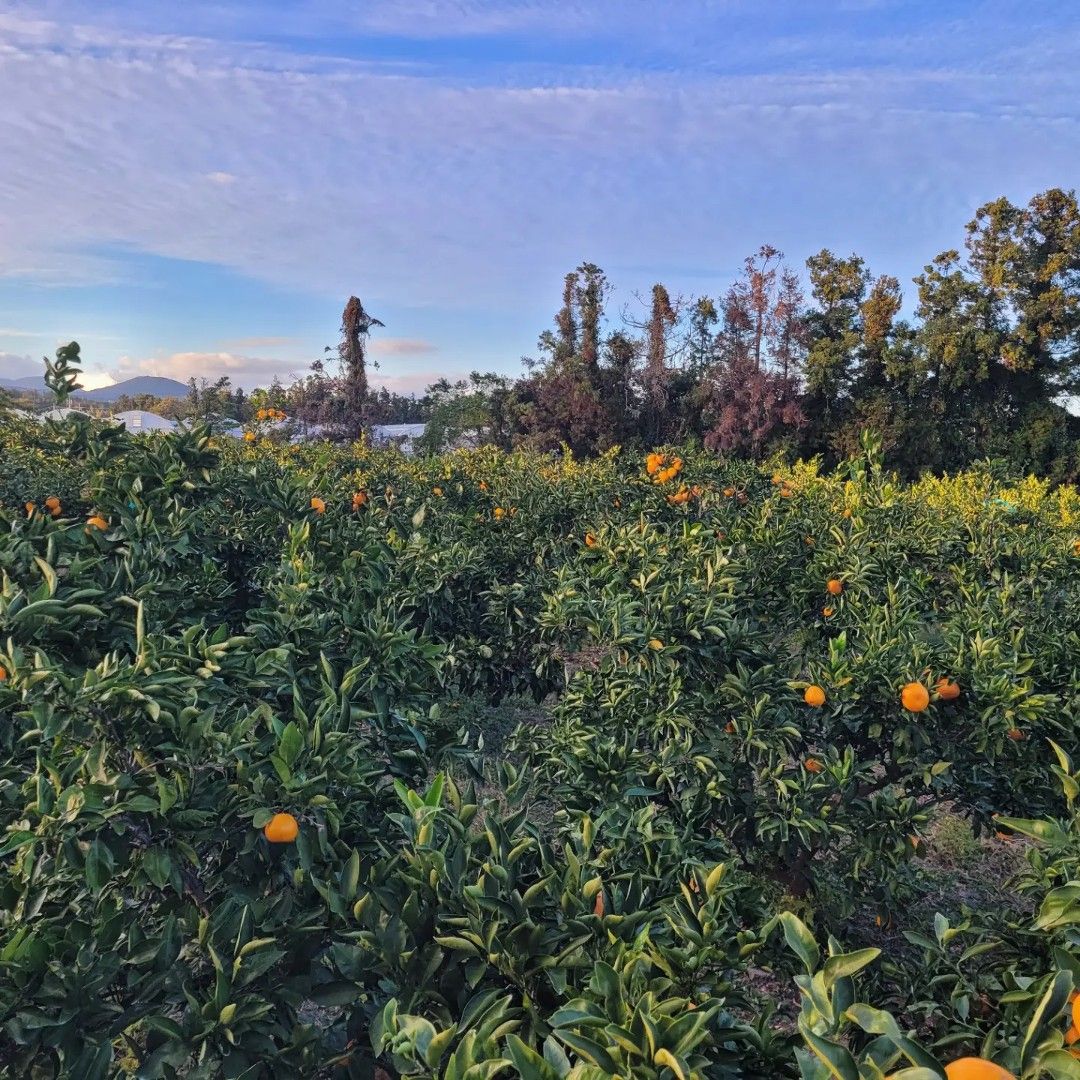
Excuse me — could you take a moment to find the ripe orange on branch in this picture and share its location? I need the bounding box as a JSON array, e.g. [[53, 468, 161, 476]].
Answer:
[[936, 678, 961, 700], [263, 813, 299, 844], [942, 1058, 1015, 1080], [900, 682, 930, 712], [804, 685, 826, 707]]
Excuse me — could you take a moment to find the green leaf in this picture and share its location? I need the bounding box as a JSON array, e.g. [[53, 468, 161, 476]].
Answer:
[[339, 849, 360, 900], [780, 912, 821, 974], [554, 1031, 620, 1073], [308, 981, 361, 1006], [1021, 968, 1073, 1071], [823, 949, 880, 987], [142, 848, 172, 889], [798, 1021, 860, 1080], [995, 816, 1070, 846], [435, 935, 482, 956], [654, 1048, 689, 1079], [85, 837, 114, 892], [279, 722, 303, 767]]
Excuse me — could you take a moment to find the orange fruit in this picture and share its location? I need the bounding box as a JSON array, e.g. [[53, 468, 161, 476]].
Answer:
[[936, 678, 961, 701], [310, 497, 326, 514], [44, 496, 61, 516], [900, 682, 930, 712], [842, 508, 852, 519], [1066, 1023, 1080, 1045], [724, 721, 735, 734], [263, 813, 299, 843], [86, 515, 108, 532], [648, 638, 664, 651], [1007, 727, 1025, 741], [823, 606, 835, 618], [0, 666, 7, 681], [244, 431, 256, 443], [352, 491, 368, 510], [1072, 993, 1080, 1033], [493, 507, 505, 519], [943, 1059, 1015, 1080], [805, 758, 824, 773], [804, 685, 826, 707], [25, 502, 36, 516], [433, 486, 443, 497], [826, 578, 843, 595], [780, 487, 793, 498], [593, 891, 605, 916], [584, 532, 597, 548]]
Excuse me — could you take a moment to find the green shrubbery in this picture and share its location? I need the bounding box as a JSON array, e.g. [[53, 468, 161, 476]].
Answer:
[[3, 404, 1080, 1077]]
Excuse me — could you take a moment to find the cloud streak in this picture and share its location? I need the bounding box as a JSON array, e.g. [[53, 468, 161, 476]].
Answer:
[[0, 3, 1078, 387]]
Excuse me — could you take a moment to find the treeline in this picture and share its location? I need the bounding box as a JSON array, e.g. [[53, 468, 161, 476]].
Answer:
[[415, 188, 1080, 478], [8, 188, 1076, 476]]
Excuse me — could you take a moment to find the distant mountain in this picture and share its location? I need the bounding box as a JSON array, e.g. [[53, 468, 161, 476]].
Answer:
[[0, 376, 189, 402], [0, 375, 47, 391], [73, 377, 190, 402]]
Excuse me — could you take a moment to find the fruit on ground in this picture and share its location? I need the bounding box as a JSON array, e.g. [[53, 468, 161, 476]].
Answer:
[[263, 813, 299, 843], [804, 685, 826, 707], [901, 682, 930, 712]]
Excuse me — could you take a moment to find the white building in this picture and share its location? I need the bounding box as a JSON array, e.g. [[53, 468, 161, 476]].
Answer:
[[112, 410, 177, 432], [39, 407, 93, 422]]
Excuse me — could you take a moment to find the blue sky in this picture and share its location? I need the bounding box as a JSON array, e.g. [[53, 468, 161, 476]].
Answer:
[[1, 1, 1078, 392]]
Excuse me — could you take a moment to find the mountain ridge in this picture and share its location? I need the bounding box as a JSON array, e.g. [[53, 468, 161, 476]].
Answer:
[[0, 375, 190, 402]]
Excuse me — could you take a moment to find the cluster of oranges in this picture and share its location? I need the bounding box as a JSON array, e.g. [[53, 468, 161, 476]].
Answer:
[[666, 484, 703, 506], [771, 474, 795, 499], [807, 578, 967, 721], [804, 674, 959, 714], [646, 453, 683, 484], [255, 407, 287, 422], [25, 496, 63, 518]]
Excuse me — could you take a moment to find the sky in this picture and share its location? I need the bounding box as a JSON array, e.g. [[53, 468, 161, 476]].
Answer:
[[1, 0, 1079, 393]]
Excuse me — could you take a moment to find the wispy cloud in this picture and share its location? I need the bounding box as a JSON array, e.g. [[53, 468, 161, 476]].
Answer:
[[218, 335, 300, 348], [0, 3, 1078, 388], [0, 351, 37, 379], [110, 351, 305, 385], [370, 337, 438, 356]]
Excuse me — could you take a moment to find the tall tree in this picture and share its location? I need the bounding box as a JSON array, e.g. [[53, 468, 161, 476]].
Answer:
[[641, 284, 677, 445], [701, 248, 806, 457], [338, 296, 384, 440]]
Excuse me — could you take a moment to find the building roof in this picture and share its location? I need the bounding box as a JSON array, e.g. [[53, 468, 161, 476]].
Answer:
[[112, 409, 177, 431]]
